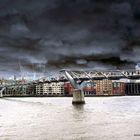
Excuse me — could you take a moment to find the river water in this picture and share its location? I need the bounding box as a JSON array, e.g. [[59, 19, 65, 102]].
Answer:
[[0, 97, 140, 140]]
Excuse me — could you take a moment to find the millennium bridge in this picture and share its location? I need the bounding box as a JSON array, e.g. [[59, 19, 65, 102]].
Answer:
[[1, 69, 140, 103]]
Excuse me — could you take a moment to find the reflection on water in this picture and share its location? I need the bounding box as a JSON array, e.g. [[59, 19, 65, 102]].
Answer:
[[73, 104, 84, 111], [0, 97, 140, 140]]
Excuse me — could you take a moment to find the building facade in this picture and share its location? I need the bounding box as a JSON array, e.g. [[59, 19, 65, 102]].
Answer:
[[83, 81, 96, 96], [64, 82, 74, 96], [112, 82, 125, 96], [96, 79, 112, 96], [36, 82, 43, 95], [125, 83, 140, 95], [36, 82, 65, 96], [3, 84, 36, 97]]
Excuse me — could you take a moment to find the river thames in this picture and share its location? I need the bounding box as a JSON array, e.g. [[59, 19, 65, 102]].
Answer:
[[0, 97, 140, 140]]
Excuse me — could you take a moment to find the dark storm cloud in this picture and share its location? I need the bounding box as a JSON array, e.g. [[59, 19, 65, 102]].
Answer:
[[0, 0, 140, 77]]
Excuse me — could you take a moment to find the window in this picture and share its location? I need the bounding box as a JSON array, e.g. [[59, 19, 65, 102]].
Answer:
[[114, 83, 116, 88], [117, 83, 120, 87], [49, 87, 52, 91]]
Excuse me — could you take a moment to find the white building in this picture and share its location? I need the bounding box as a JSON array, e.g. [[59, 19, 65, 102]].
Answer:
[[36, 83, 43, 95], [36, 82, 64, 96]]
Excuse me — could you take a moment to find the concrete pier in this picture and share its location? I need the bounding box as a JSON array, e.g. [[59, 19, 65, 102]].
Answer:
[[72, 89, 85, 104], [0, 92, 3, 98], [0, 87, 5, 98]]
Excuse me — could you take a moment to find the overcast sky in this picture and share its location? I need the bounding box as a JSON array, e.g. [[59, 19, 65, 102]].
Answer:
[[0, 0, 140, 77]]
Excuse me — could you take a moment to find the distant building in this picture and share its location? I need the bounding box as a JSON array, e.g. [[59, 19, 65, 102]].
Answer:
[[125, 83, 140, 95], [96, 79, 112, 96], [26, 84, 36, 96], [83, 81, 96, 96], [36, 82, 64, 96], [3, 84, 36, 97], [36, 82, 43, 95], [64, 82, 74, 96], [112, 82, 125, 96], [43, 82, 64, 96]]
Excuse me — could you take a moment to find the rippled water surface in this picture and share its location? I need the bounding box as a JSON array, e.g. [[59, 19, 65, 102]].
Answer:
[[0, 97, 140, 140]]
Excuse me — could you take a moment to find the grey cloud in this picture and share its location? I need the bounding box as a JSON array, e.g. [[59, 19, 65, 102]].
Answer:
[[120, 46, 140, 62], [10, 23, 30, 37], [0, 0, 140, 77]]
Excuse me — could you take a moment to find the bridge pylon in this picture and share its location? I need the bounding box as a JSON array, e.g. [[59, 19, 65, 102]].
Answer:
[[0, 87, 6, 98], [61, 70, 85, 104], [0, 90, 3, 98], [72, 89, 85, 104]]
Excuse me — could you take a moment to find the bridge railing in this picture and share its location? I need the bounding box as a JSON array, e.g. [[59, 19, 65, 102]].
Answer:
[[1, 69, 140, 88], [60, 69, 140, 81]]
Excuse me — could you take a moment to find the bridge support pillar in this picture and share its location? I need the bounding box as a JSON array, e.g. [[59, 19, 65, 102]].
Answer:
[[72, 89, 85, 104], [0, 92, 3, 98]]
